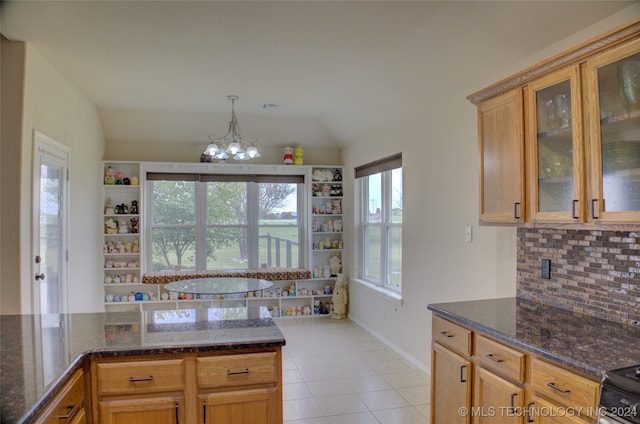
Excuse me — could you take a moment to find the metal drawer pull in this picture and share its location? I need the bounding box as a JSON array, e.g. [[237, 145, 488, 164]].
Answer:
[[486, 354, 504, 363], [546, 382, 571, 393], [175, 402, 179, 424], [57, 404, 78, 420], [227, 368, 250, 376], [439, 331, 454, 338], [128, 375, 154, 382], [509, 393, 517, 413], [526, 402, 535, 423], [460, 365, 467, 383]]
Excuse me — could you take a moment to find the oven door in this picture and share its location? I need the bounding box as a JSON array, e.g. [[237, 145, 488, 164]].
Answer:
[[599, 413, 634, 424]]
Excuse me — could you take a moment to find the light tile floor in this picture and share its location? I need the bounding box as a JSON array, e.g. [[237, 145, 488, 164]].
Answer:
[[276, 317, 431, 424]]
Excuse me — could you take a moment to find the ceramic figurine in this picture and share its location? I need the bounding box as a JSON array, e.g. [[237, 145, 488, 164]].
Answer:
[[283, 146, 294, 164], [293, 146, 304, 165]]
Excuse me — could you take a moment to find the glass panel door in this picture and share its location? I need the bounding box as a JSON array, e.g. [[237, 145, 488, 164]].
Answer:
[[528, 66, 583, 222], [598, 51, 640, 212]]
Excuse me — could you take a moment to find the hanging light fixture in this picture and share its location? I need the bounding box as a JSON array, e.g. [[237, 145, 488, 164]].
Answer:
[[203, 95, 260, 161]]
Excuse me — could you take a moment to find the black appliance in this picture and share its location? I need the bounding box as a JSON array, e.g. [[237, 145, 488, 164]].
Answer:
[[599, 365, 640, 424]]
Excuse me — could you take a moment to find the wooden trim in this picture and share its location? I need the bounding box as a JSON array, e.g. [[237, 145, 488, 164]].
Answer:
[[467, 17, 640, 105]]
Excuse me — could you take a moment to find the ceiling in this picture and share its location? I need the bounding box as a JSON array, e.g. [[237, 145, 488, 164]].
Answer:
[[0, 1, 635, 150]]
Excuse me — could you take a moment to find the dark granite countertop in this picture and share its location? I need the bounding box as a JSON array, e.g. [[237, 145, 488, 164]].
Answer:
[[1, 306, 285, 424], [428, 297, 640, 379]]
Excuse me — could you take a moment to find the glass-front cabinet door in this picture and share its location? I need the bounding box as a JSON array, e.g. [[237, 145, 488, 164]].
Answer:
[[527, 66, 584, 222], [585, 38, 640, 223]]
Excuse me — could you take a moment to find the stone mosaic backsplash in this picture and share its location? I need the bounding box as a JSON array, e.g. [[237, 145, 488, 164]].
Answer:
[[516, 228, 640, 326]]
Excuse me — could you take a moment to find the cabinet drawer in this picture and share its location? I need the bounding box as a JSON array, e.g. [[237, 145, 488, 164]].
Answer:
[[530, 358, 599, 417], [96, 358, 185, 396], [197, 352, 278, 389], [35, 369, 85, 424], [475, 335, 525, 383], [432, 316, 472, 356]]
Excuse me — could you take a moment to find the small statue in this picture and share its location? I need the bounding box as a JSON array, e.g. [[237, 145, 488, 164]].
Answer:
[[130, 200, 139, 214], [104, 166, 115, 185], [332, 274, 348, 320], [283, 146, 294, 164], [293, 146, 304, 165]]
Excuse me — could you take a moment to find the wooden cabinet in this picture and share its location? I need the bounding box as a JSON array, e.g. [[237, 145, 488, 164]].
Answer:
[[431, 342, 471, 424], [584, 37, 640, 223], [93, 358, 186, 424], [430, 315, 600, 424], [474, 366, 525, 423], [197, 352, 282, 424], [91, 349, 282, 424], [526, 66, 585, 223], [34, 368, 87, 424], [529, 358, 599, 421], [478, 89, 526, 224], [469, 18, 640, 225]]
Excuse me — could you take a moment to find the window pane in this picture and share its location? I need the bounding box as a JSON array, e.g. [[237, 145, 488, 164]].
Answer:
[[259, 183, 300, 268], [391, 168, 403, 224], [388, 225, 402, 289], [205, 227, 248, 270], [150, 227, 196, 271], [206, 182, 247, 225], [152, 181, 195, 224], [259, 226, 300, 268], [364, 225, 382, 282], [366, 174, 382, 223]]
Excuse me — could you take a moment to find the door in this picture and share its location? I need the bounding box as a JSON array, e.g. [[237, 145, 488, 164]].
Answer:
[[431, 342, 471, 424], [199, 388, 277, 424], [32, 131, 70, 385], [99, 397, 184, 424], [478, 89, 526, 223], [474, 366, 524, 423]]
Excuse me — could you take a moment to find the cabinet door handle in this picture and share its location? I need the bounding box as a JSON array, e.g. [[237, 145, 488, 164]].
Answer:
[[526, 401, 535, 423], [546, 382, 571, 393], [203, 400, 206, 424], [514, 202, 521, 220], [591, 199, 599, 219], [128, 375, 154, 382], [439, 331, 454, 338], [460, 365, 467, 383], [175, 403, 179, 424], [56, 404, 78, 420], [572, 199, 579, 219], [486, 354, 504, 363], [227, 368, 250, 376], [509, 393, 518, 414]]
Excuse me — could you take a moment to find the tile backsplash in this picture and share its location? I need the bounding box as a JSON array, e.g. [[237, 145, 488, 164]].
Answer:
[[516, 228, 640, 326]]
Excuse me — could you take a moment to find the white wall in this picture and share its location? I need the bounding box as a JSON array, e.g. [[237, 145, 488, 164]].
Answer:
[[341, 5, 640, 372], [17, 44, 105, 313]]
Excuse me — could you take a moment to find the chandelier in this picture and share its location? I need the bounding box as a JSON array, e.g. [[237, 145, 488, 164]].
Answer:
[[203, 95, 260, 161]]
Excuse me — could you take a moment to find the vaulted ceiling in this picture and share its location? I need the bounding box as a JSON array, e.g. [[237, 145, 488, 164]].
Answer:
[[1, 1, 634, 150]]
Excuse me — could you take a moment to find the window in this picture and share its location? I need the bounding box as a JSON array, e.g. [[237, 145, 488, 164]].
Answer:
[[146, 173, 303, 272], [356, 154, 403, 292]]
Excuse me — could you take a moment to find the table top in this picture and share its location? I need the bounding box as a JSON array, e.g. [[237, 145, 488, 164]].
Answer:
[[164, 277, 274, 294]]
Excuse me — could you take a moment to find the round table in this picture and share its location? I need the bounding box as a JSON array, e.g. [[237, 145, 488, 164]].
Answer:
[[163, 277, 273, 295]]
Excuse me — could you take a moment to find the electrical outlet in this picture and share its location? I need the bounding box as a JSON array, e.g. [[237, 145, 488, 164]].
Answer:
[[541, 259, 551, 279], [464, 225, 472, 243]]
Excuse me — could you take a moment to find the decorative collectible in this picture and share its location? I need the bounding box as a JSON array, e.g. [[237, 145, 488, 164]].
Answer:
[[283, 146, 294, 164], [293, 146, 304, 165], [104, 166, 115, 185]]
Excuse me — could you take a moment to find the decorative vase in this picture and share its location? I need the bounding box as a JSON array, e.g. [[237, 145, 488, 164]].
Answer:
[[618, 59, 640, 111]]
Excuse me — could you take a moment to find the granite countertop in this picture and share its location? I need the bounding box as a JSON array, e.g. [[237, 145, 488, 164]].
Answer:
[[428, 297, 640, 379], [0, 306, 285, 424]]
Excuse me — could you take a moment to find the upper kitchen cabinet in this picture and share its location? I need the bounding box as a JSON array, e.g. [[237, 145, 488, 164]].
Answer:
[[478, 89, 526, 224], [468, 18, 640, 226], [526, 66, 584, 223], [584, 38, 640, 223]]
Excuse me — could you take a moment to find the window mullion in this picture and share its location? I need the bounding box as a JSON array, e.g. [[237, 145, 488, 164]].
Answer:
[[381, 171, 390, 287], [195, 181, 207, 270], [247, 182, 259, 269]]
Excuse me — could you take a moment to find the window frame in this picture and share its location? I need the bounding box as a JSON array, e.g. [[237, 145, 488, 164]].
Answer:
[[143, 166, 306, 272], [356, 154, 403, 293]]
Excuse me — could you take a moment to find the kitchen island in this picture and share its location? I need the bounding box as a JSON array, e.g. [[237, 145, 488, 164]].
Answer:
[[1, 306, 285, 424]]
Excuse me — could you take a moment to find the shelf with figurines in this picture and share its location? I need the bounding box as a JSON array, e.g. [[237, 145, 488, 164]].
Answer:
[[311, 167, 343, 198]]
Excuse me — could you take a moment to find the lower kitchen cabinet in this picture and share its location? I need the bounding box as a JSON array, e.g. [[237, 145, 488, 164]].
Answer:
[[91, 349, 282, 424], [199, 388, 277, 424], [474, 366, 525, 423], [34, 368, 87, 424], [99, 397, 184, 424], [430, 315, 600, 424], [431, 340, 472, 424]]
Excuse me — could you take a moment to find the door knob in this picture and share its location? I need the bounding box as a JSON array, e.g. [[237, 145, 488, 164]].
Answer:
[[35, 273, 46, 281]]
